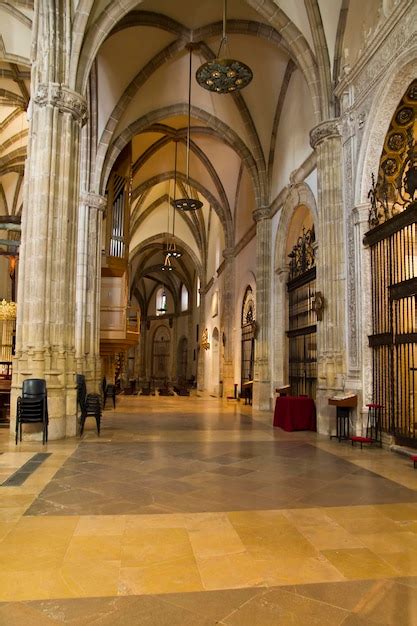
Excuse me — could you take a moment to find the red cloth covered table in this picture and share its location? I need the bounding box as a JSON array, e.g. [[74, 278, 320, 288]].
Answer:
[[273, 396, 316, 432]]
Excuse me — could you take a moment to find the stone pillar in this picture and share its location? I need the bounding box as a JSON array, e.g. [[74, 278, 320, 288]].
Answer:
[[196, 289, 206, 392], [221, 248, 235, 398], [75, 192, 106, 393], [273, 266, 290, 390], [11, 83, 87, 440], [354, 203, 373, 434], [310, 119, 347, 433], [137, 321, 147, 383], [253, 207, 272, 411]]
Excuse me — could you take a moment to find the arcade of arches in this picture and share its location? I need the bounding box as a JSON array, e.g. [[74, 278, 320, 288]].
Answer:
[[0, 1, 417, 622]]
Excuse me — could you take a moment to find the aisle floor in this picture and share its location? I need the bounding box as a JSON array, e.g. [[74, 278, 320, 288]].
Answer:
[[1, 396, 417, 625]]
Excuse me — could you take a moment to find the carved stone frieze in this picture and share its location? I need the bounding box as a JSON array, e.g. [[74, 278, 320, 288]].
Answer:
[[310, 119, 341, 150], [33, 83, 88, 125], [80, 191, 107, 211]]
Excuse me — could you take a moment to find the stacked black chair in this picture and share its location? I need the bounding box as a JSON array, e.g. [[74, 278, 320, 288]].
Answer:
[[76, 374, 102, 436], [102, 376, 116, 409], [15, 378, 49, 444]]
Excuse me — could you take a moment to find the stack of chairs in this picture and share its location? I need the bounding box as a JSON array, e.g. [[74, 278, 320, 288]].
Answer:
[[102, 377, 116, 409], [76, 374, 102, 436], [15, 378, 49, 444]]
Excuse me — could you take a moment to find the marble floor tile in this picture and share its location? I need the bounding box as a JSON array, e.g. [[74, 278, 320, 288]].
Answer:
[[0, 396, 416, 622]]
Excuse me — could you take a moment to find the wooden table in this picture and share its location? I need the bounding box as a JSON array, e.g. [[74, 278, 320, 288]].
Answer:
[[328, 395, 357, 441]]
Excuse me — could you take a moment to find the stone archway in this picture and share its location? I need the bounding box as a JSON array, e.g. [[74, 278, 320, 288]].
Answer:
[[272, 183, 318, 391]]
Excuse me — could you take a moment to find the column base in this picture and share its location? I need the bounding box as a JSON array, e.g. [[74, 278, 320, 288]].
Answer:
[[253, 381, 272, 411]]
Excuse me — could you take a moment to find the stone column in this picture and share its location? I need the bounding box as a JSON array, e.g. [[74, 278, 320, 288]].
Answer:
[[354, 203, 373, 434], [196, 289, 206, 392], [11, 83, 87, 440], [137, 321, 147, 383], [310, 119, 347, 433], [221, 247, 235, 398], [75, 191, 106, 393], [253, 207, 272, 411], [273, 266, 290, 390]]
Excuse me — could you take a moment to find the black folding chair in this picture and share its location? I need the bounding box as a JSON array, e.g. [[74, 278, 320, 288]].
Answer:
[[77, 374, 101, 436], [15, 378, 49, 444]]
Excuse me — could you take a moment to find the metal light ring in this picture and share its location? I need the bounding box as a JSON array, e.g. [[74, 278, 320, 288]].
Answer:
[[173, 198, 204, 211], [196, 58, 253, 93]]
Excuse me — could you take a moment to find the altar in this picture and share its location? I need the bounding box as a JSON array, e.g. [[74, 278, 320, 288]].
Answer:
[[273, 395, 316, 432]]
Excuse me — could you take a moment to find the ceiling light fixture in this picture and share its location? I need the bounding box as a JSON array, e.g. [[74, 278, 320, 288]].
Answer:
[[165, 142, 182, 260], [173, 46, 203, 212], [195, 0, 253, 94]]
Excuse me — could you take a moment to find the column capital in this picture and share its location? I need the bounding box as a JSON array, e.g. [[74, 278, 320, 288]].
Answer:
[[310, 118, 341, 149], [80, 191, 107, 211], [222, 247, 235, 260], [33, 83, 88, 125], [253, 206, 271, 222], [352, 203, 371, 227]]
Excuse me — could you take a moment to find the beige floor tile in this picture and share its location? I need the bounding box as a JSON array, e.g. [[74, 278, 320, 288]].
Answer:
[[0, 568, 75, 602], [188, 524, 246, 559], [298, 525, 365, 550], [376, 504, 417, 521], [65, 534, 123, 562], [75, 515, 126, 536], [196, 552, 266, 590], [119, 556, 203, 595], [60, 559, 121, 597], [378, 550, 417, 575], [121, 527, 194, 567], [356, 531, 417, 554], [321, 547, 399, 579], [255, 554, 345, 586]]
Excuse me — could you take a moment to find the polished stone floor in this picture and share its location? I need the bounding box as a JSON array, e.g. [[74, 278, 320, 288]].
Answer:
[[1, 395, 417, 624]]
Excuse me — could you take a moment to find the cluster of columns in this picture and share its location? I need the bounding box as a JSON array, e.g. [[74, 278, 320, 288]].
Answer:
[[10, 80, 105, 440]]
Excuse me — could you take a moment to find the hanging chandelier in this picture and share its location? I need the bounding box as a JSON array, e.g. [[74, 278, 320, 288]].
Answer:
[[173, 46, 203, 212], [0, 299, 17, 321], [196, 0, 253, 94], [165, 142, 182, 261]]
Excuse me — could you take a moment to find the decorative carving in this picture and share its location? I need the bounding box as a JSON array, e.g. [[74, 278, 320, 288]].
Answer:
[[33, 83, 88, 125], [80, 192, 107, 211], [310, 119, 340, 150], [201, 328, 210, 351], [288, 226, 316, 280], [368, 131, 417, 228], [312, 291, 325, 321]]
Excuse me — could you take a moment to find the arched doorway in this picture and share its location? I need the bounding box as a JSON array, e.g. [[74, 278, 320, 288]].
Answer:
[[286, 207, 317, 398], [152, 326, 171, 384], [364, 79, 417, 446], [241, 286, 255, 401]]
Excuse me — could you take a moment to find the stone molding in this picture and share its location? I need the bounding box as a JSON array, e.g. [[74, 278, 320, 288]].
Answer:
[[253, 207, 271, 222], [33, 83, 88, 124], [310, 119, 341, 149], [80, 191, 107, 211]]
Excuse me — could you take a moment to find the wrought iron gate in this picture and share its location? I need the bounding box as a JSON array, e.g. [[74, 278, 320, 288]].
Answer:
[[365, 79, 417, 445], [287, 228, 317, 398], [365, 208, 417, 445], [241, 286, 255, 394]]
